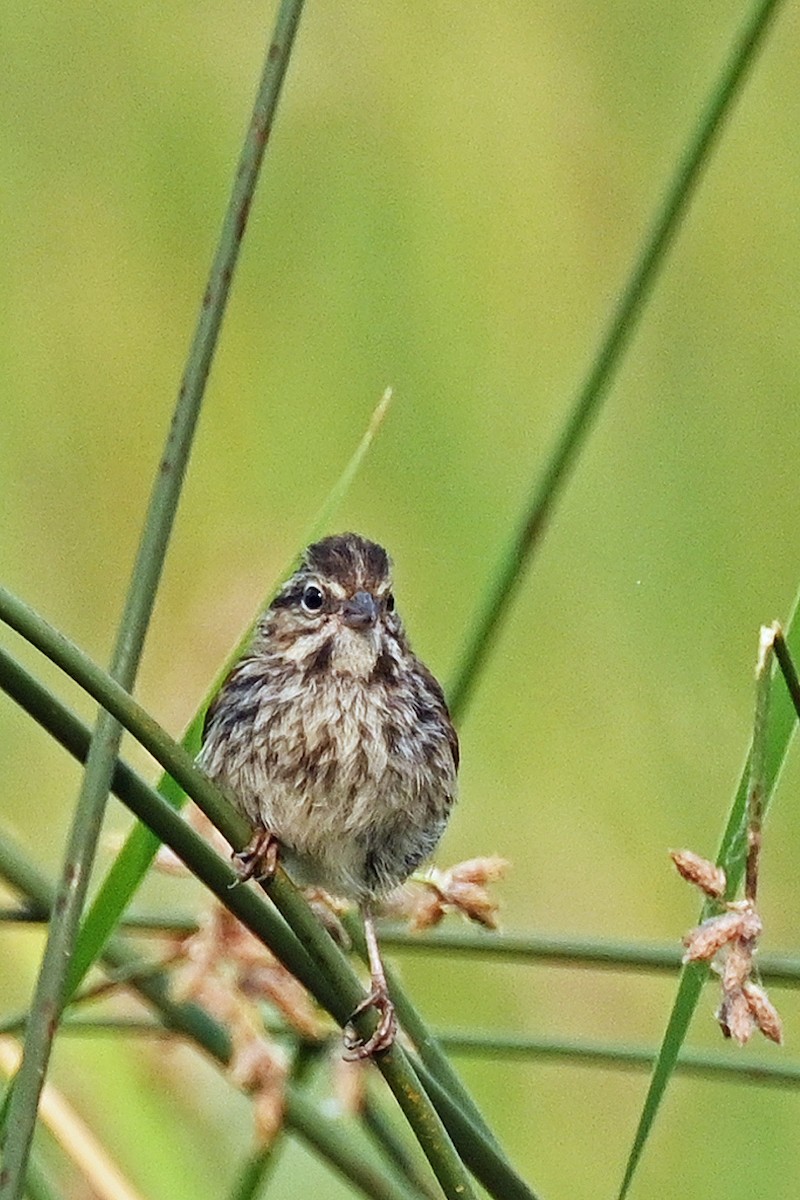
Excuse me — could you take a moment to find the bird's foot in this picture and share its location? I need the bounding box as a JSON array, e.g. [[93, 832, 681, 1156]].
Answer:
[[343, 984, 397, 1060], [232, 828, 280, 884]]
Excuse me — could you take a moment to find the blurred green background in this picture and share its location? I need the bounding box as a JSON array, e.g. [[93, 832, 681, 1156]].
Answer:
[[3, 1, 800, 1196]]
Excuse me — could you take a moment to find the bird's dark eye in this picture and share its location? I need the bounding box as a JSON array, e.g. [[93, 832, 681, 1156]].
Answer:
[[385, 593, 395, 613], [301, 584, 325, 613]]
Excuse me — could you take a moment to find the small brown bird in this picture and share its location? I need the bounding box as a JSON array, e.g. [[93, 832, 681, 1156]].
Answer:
[[199, 533, 459, 1056]]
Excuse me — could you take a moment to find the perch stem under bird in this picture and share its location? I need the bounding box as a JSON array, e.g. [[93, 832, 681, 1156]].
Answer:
[[199, 533, 459, 1056]]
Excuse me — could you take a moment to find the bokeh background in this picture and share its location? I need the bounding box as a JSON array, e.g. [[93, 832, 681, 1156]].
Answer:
[[3, 2, 800, 1197]]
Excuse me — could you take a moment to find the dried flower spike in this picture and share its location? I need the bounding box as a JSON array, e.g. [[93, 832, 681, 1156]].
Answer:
[[717, 989, 756, 1045], [743, 981, 784, 1045], [682, 907, 762, 964], [670, 849, 726, 899], [388, 856, 509, 932], [720, 940, 753, 993], [672, 840, 783, 1046]]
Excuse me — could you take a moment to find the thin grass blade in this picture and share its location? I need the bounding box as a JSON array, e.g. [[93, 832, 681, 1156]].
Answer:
[[0, 6, 307, 1196], [447, 0, 785, 722], [68, 389, 393, 994], [616, 588, 800, 1199], [0, 637, 488, 1200]]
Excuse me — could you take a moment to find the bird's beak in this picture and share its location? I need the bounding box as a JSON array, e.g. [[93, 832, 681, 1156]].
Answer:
[[342, 590, 379, 630]]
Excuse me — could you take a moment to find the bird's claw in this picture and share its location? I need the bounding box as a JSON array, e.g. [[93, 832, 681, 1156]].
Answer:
[[232, 829, 279, 884], [343, 987, 397, 1060]]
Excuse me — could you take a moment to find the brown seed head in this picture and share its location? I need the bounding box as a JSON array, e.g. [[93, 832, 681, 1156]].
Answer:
[[718, 988, 756, 1045], [670, 849, 727, 899], [742, 981, 784, 1045], [682, 907, 762, 963]]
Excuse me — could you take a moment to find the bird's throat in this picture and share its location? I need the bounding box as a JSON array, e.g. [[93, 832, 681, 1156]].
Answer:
[[330, 625, 379, 678]]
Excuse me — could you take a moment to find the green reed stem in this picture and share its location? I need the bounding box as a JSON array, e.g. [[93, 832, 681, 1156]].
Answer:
[[434, 1030, 800, 1087], [362, 1093, 441, 1200], [14, 1157, 58, 1200], [0, 831, 427, 1200], [343, 912, 505, 1158], [744, 624, 776, 902], [74, 386, 394, 1004], [409, 1062, 539, 1200], [619, 582, 797, 1190], [377, 927, 800, 985], [18, 1014, 800, 1093], [773, 626, 800, 718], [227, 1046, 325, 1200], [0, 8, 306, 1199], [447, 0, 785, 723], [0, 629, 516, 1200], [12, 910, 800, 988]]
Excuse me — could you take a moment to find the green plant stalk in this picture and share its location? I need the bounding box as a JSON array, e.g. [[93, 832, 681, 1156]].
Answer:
[[13, 911, 800, 988], [251, 1088, 425, 1200], [74, 386, 394, 997], [0, 633, 525, 1200], [0, 7, 307, 1199], [745, 624, 775, 902], [433, 1031, 800, 1087], [259, 880, 480, 1200], [375, 927, 800, 982], [227, 1045, 325, 1200], [618, 600, 799, 1193], [362, 1094, 441, 1200], [228, 1145, 281, 1200], [27, 1016, 800, 1092], [409, 1061, 539, 1200], [14, 1156, 58, 1200], [773, 627, 800, 717], [343, 913, 505, 1158], [447, 0, 785, 723], [0, 833, 431, 1200], [0, 1018, 168, 1038]]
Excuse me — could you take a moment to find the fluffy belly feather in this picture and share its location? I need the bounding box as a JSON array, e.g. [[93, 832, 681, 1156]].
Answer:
[[201, 669, 454, 899]]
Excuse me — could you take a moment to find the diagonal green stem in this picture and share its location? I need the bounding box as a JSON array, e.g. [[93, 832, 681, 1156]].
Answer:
[[343, 912, 505, 1158], [432, 1031, 800, 1087], [773, 627, 800, 717], [447, 0, 785, 722], [0, 628, 517, 1200], [745, 625, 776, 902], [0, 6, 306, 1199], [376, 926, 800, 985], [0, 832, 429, 1200], [72, 386, 393, 999], [11, 907, 800, 989], [618, 592, 799, 1194], [362, 1093, 441, 1200]]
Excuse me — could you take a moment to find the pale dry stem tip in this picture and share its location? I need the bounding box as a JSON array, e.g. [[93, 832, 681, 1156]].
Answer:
[[756, 623, 779, 676], [364, 386, 394, 436]]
